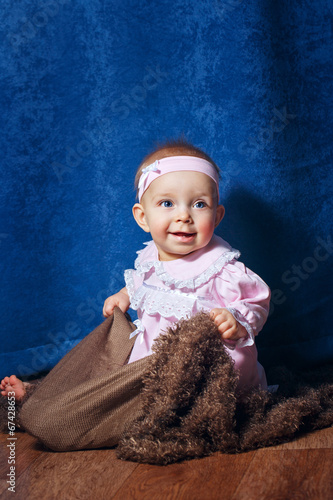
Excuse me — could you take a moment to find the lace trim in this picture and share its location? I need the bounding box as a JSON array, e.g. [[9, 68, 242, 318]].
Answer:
[[226, 307, 255, 348], [134, 249, 241, 291], [124, 269, 136, 300], [129, 284, 200, 320]]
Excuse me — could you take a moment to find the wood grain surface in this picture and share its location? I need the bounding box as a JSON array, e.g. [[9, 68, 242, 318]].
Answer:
[[0, 427, 332, 499]]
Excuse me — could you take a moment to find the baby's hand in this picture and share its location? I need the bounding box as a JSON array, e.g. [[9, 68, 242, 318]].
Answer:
[[103, 288, 130, 317], [210, 308, 248, 341]]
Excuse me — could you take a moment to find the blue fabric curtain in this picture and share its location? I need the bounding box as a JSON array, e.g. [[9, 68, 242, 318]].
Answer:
[[1, 0, 332, 378]]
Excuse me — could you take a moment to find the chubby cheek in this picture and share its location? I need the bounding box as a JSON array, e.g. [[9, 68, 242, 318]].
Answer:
[[196, 214, 216, 241], [149, 218, 169, 240]]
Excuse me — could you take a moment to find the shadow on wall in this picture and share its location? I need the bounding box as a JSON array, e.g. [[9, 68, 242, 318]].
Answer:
[[216, 188, 332, 370]]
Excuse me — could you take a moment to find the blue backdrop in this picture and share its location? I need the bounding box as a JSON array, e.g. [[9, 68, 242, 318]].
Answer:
[[1, 0, 332, 379]]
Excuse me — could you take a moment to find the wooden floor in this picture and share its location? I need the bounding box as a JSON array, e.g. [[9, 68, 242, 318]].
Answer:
[[0, 427, 332, 499]]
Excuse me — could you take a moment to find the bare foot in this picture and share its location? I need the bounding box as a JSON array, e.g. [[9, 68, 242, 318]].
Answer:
[[1, 375, 29, 401]]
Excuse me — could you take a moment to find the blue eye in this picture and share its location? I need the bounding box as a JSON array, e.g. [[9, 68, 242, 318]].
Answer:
[[161, 200, 173, 208], [194, 201, 206, 209]]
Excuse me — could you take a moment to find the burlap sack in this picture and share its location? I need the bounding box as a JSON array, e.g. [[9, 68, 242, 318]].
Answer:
[[20, 307, 149, 451]]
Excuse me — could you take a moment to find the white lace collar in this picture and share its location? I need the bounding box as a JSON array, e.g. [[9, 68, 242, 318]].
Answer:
[[133, 235, 240, 290]]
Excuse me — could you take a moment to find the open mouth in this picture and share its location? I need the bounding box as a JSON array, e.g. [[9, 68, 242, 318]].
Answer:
[[171, 232, 196, 242]]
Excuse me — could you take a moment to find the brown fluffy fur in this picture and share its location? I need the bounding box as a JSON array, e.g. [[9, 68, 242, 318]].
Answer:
[[117, 313, 333, 465]]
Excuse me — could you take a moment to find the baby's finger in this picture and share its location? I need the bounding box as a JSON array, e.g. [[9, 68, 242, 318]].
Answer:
[[212, 312, 225, 325], [221, 326, 237, 339], [102, 301, 114, 317], [103, 307, 113, 318], [210, 308, 225, 320], [213, 314, 231, 333]]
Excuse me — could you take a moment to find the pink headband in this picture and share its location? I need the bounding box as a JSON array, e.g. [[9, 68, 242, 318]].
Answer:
[[138, 156, 220, 202]]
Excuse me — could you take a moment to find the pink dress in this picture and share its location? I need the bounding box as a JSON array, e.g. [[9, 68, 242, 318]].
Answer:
[[125, 235, 271, 390]]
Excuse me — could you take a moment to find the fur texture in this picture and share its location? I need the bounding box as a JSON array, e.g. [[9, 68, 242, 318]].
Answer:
[[117, 313, 333, 465]]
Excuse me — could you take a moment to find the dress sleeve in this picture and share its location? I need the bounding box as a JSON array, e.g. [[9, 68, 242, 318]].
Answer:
[[212, 260, 271, 348]]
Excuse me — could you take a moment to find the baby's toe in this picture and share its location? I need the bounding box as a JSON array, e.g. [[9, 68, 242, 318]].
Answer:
[[1, 376, 9, 388], [8, 375, 18, 386]]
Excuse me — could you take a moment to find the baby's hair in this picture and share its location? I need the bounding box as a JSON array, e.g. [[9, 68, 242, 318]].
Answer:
[[134, 138, 220, 193]]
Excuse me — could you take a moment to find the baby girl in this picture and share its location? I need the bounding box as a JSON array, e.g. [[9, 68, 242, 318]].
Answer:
[[102, 140, 270, 389]]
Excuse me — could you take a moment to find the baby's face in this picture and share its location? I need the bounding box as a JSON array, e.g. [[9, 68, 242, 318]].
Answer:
[[136, 171, 224, 261]]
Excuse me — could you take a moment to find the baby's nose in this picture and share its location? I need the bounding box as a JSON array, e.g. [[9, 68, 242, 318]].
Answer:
[[176, 209, 192, 223]]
